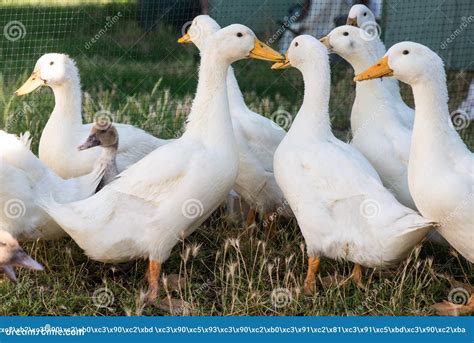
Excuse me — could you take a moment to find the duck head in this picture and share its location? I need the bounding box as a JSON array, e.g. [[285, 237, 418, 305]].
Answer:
[[354, 42, 444, 86], [202, 24, 284, 64], [78, 122, 119, 151], [177, 15, 221, 50], [15, 53, 79, 96], [346, 4, 376, 27], [271, 35, 328, 71], [320, 25, 380, 70], [0, 230, 44, 282]]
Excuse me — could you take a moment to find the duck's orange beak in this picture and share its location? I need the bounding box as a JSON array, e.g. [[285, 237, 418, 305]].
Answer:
[[354, 55, 393, 81], [177, 32, 192, 44], [15, 71, 45, 96], [249, 39, 285, 62], [271, 51, 290, 69]]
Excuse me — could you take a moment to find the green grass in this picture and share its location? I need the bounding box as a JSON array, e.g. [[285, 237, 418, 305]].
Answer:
[[0, 2, 473, 316]]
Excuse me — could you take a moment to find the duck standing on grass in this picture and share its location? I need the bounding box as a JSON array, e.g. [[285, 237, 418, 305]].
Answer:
[[15, 53, 169, 179], [78, 121, 120, 192], [355, 43, 473, 312], [40, 24, 284, 304], [272, 35, 434, 295], [178, 15, 291, 233], [0, 230, 43, 282]]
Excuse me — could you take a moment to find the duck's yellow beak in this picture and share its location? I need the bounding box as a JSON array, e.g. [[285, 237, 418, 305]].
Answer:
[[346, 17, 358, 26], [248, 39, 285, 62], [271, 51, 290, 69], [15, 71, 45, 96], [354, 56, 393, 81], [319, 36, 332, 50], [177, 32, 192, 44]]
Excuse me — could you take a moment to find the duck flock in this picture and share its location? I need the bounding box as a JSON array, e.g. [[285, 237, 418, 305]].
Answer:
[[1, 5, 472, 312]]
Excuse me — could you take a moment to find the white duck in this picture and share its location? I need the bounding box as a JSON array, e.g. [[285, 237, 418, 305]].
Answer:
[[346, 4, 414, 129], [272, 36, 433, 295], [0, 130, 103, 240], [0, 230, 44, 282], [15, 53, 168, 179], [321, 26, 414, 209], [178, 15, 290, 229], [40, 24, 284, 303], [355, 42, 474, 264]]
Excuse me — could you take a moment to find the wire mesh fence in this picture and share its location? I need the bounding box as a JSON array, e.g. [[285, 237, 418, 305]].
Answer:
[[0, 0, 473, 149]]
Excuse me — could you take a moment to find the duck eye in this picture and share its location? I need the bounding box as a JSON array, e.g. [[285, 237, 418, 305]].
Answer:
[[403, 50, 409, 55], [343, 32, 349, 36], [0, 241, 6, 247], [50, 61, 54, 65], [236, 32, 243, 38], [294, 42, 299, 47], [363, 12, 367, 16]]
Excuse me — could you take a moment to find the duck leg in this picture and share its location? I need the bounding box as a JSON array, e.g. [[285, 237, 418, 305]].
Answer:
[[304, 256, 320, 295], [263, 212, 276, 238], [146, 259, 161, 304], [432, 295, 474, 316], [350, 263, 364, 288], [246, 208, 256, 228]]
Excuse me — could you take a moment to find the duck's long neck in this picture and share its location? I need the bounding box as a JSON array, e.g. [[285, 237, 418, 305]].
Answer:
[[412, 72, 450, 132], [226, 67, 248, 111], [290, 61, 331, 137], [185, 51, 234, 145], [98, 144, 119, 182], [410, 73, 453, 140], [49, 78, 83, 128]]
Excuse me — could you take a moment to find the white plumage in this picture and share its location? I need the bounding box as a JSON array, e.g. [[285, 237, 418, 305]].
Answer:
[[0, 130, 103, 240], [181, 15, 290, 220], [356, 42, 473, 262], [15, 53, 168, 179], [273, 36, 433, 277]]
